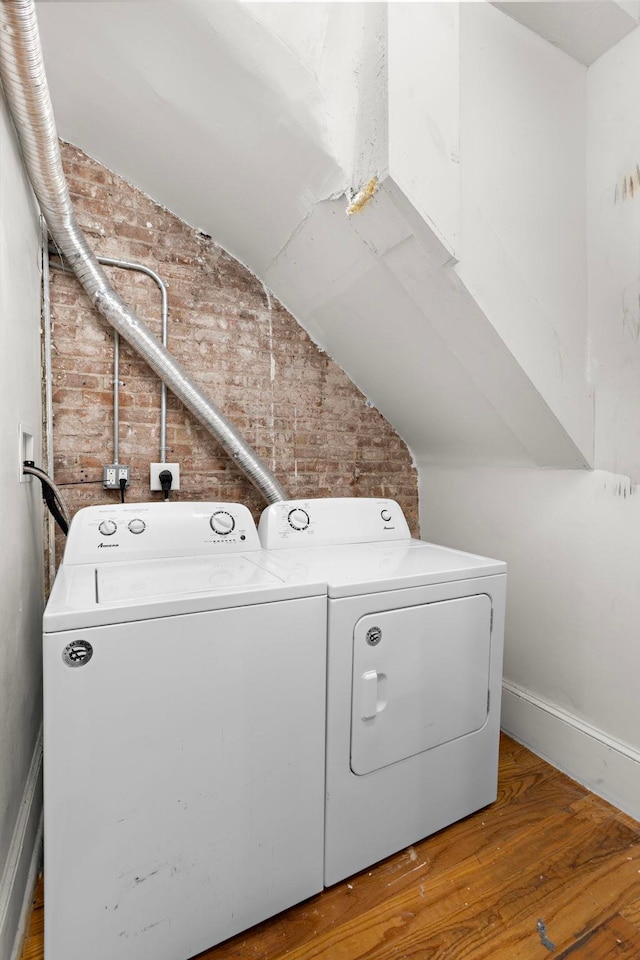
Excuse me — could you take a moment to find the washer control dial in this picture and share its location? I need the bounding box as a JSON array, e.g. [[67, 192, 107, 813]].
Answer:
[[98, 520, 117, 537], [288, 508, 310, 531], [128, 519, 146, 535], [210, 510, 235, 536], [381, 509, 392, 522]]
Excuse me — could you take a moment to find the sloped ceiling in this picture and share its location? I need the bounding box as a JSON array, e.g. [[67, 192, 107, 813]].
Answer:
[[33, 1, 605, 468], [35, 1, 349, 276], [491, 1, 639, 65]]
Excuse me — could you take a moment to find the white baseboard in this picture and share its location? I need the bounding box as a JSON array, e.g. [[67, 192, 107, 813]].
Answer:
[[0, 728, 43, 960], [501, 681, 640, 822]]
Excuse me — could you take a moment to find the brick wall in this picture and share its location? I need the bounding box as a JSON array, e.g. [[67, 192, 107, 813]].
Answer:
[[49, 142, 419, 536]]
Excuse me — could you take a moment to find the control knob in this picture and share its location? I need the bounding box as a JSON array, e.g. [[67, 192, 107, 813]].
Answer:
[[381, 509, 392, 522], [210, 510, 235, 536], [288, 508, 310, 531], [98, 520, 117, 537], [128, 519, 146, 535]]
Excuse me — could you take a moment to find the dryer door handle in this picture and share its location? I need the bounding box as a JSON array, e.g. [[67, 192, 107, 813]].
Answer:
[[361, 670, 379, 720]]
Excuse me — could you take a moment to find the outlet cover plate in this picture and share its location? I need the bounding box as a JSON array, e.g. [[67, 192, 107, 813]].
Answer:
[[19, 424, 35, 482], [103, 464, 130, 489], [150, 462, 180, 491]]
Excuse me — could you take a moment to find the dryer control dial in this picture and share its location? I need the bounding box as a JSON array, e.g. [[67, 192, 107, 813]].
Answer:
[[128, 519, 146, 535], [380, 509, 392, 522], [98, 520, 117, 537], [288, 508, 310, 531], [210, 510, 235, 536]]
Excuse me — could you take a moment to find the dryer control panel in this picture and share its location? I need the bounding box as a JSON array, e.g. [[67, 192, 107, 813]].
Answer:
[[63, 501, 261, 564], [259, 497, 411, 549]]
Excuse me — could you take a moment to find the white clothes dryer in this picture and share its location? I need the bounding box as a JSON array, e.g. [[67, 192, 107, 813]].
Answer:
[[259, 497, 507, 886], [43, 501, 326, 960]]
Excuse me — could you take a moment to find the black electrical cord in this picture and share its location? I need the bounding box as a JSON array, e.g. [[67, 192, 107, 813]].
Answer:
[[57, 478, 104, 486], [45, 491, 68, 536], [23, 462, 70, 536], [119, 476, 127, 504]]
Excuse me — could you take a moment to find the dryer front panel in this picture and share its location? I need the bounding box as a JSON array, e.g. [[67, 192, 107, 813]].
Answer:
[[350, 594, 492, 775]]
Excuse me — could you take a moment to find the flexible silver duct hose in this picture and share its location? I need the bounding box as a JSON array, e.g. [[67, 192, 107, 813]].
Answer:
[[0, 0, 286, 505]]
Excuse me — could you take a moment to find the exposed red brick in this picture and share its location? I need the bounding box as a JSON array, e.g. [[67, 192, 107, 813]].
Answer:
[[49, 142, 419, 538]]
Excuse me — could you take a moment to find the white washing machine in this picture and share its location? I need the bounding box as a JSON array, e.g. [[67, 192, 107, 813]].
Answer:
[[259, 497, 507, 886], [43, 501, 327, 960]]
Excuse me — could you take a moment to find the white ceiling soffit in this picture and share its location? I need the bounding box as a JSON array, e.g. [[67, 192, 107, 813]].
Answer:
[[491, 1, 640, 65], [34, 0, 349, 277], [32, 0, 593, 470]]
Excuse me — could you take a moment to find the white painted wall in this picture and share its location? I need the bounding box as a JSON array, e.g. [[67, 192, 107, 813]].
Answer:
[[0, 90, 44, 958], [420, 465, 640, 819], [588, 27, 640, 479], [388, 1, 459, 255], [458, 1, 593, 464], [418, 24, 640, 820]]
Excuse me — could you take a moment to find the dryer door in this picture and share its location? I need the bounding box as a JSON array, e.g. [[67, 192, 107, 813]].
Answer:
[[351, 594, 492, 775]]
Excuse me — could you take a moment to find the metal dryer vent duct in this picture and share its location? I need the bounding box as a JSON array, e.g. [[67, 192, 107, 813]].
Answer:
[[0, 0, 287, 505]]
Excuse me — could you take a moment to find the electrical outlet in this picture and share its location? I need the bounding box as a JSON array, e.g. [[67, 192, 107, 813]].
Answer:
[[150, 462, 180, 492], [103, 466, 116, 488], [103, 464, 130, 489], [18, 424, 35, 483]]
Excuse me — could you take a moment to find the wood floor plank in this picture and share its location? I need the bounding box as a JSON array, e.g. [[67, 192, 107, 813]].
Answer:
[[242, 823, 639, 960], [193, 768, 599, 960], [620, 894, 640, 926], [18, 874, 44, 960], [193, 743, 638, 960], [30, 875, 44, 910], [191, 762, 587, 959], [555, 914, 640, 958], [195, 782, 588, 959], [20, 737, 640, 960]]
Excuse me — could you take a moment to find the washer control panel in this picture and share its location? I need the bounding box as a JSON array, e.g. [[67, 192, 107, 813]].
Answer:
[[63, 502, 260, 565], [258, 498, 411, 549]]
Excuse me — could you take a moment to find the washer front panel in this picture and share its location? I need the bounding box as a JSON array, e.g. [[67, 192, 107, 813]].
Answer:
[[351, 594, 492, 775], [44, 597, 327, 960]]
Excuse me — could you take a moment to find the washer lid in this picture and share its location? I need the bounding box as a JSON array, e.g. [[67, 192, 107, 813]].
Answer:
[[44, 553, 325, 632], [97, 554, 281, 603]]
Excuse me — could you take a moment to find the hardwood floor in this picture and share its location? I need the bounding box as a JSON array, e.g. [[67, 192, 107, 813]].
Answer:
[[20, 735, 640, 960]]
